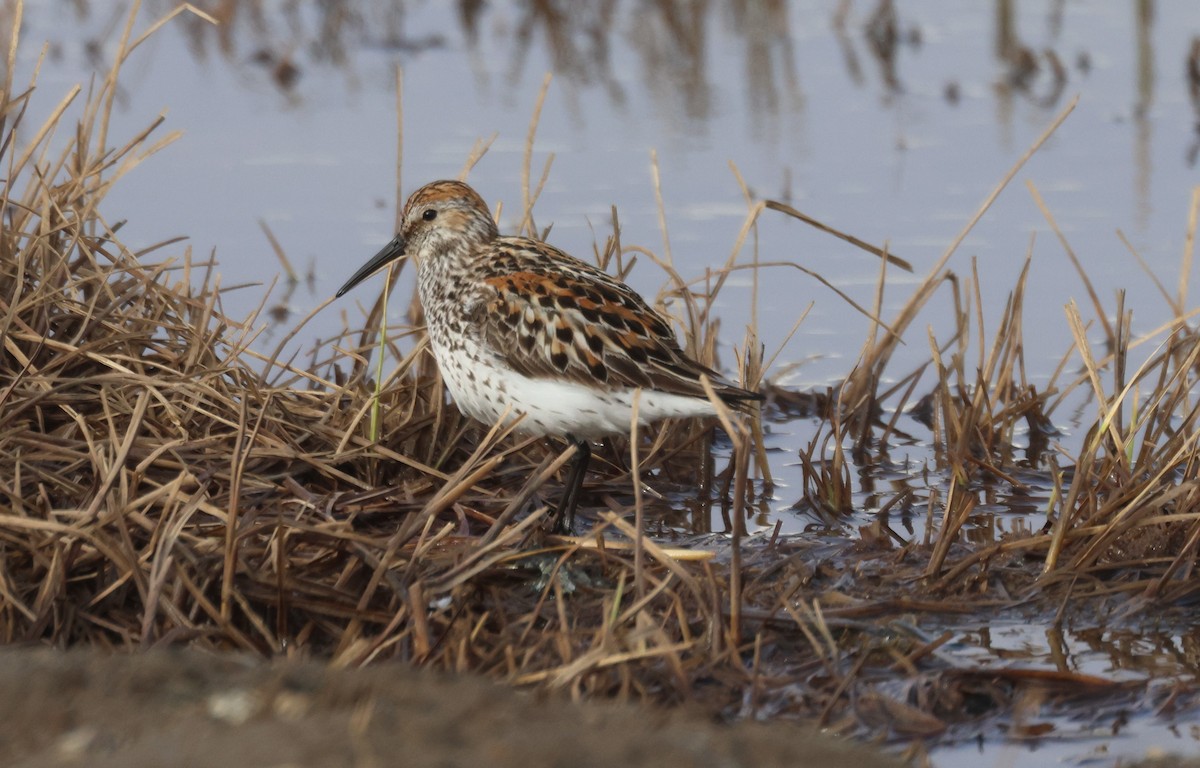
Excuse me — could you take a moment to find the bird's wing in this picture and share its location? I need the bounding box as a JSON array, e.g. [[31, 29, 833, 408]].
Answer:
[[473, 243, 757, 407]]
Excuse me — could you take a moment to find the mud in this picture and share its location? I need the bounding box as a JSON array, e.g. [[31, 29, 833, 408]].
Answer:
[[0, 648, 901, 768]]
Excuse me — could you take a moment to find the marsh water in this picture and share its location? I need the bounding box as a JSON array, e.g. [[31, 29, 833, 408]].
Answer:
[[11, 1, 1200, 764]]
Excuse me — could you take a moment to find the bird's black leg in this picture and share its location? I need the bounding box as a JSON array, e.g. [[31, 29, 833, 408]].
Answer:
[[549, 435, 591, 533]]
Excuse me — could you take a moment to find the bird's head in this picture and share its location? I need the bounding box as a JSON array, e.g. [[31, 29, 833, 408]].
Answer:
[[336, 179, 499, 298]]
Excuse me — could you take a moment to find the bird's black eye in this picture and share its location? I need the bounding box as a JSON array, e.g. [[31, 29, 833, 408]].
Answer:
[[422, 208, 438, 221]]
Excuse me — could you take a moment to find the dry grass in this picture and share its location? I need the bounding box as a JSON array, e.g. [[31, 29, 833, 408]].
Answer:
[[5, 3, 1200, 749], [0, 3, 760, 686]]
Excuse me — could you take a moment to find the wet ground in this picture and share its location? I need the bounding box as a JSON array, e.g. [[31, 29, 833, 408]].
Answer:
[[0, 647, 903, 768], [8, 1, 1200, 765]]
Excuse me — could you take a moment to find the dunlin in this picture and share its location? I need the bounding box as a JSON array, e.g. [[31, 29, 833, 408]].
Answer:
[[337, 180, 760, 529]]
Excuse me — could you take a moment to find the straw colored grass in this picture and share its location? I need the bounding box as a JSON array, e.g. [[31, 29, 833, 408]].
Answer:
[[0, 3, 759, 683]]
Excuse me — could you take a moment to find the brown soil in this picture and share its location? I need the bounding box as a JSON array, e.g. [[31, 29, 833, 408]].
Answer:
[[0, 648, 901, 768]]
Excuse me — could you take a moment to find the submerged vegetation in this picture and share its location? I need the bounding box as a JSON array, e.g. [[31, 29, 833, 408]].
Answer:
[[3, 4, 1200, 759]]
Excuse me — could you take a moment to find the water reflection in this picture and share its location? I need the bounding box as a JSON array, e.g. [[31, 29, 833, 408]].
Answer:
[[863, 0, 902, 95], [500, 1, 624, 108], [1135, 0, 1155, 229], [25, 0, 1198, 200], [1189, 36, 1200, 167], [626, 1, 709, 123], [27, 2, 1193, 114], [731, 0, 803, 138], [968, 621, 1200, 681]]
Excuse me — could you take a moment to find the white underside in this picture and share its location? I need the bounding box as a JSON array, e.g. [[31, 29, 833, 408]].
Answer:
[[434, 339, 717, 439]]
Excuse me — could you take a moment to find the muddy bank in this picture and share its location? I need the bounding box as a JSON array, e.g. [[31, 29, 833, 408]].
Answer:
[[0, 648, 901, 768]]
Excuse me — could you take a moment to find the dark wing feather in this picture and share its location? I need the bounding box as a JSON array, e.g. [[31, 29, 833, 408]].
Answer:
[[473, 239, 759, 410]]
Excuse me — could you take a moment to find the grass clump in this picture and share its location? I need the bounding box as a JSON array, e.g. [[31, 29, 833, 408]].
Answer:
[[0, 6, 760, 699]]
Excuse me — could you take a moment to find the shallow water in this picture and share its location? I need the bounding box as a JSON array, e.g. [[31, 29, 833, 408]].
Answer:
[[920, 619, 1200, 764], [11, 1, 1200, 764]]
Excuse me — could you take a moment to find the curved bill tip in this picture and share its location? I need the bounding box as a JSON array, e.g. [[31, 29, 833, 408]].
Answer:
[[335, 234, 407, 298]]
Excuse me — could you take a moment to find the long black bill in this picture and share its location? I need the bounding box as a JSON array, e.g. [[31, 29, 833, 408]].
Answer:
[[335, 234, 407, 298]]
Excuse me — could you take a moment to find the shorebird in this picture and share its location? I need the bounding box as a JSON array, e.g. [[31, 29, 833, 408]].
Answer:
[[337, 180, 761, 530]]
